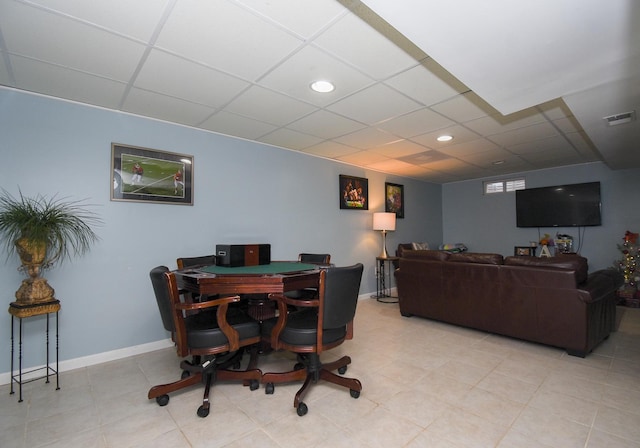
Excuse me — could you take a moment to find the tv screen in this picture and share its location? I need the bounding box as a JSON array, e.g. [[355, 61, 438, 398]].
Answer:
[[516, 182, 601, 227]]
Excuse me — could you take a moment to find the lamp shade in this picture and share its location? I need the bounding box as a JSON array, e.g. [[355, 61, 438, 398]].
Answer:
[[373, 212, 396, 231]]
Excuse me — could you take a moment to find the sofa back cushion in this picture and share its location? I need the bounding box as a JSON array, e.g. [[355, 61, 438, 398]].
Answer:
[[402, 250, 450, 261], [504, 255, 588, 284], [448, 252, 504, 265]]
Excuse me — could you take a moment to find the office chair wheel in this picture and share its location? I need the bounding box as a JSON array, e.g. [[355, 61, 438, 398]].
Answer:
[[296, 402, 308, 416], [338, 366, 347, 374], [181, 370, 190, 379], [197, 405, 210, 418], [249, 380, 259, 391], [350, 389, 360, 399], [265, 382, 275, 394], [156, 394, 170, 406]]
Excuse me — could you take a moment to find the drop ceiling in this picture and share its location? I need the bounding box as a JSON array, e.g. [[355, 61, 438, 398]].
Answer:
[[1, 0, 638, 183]]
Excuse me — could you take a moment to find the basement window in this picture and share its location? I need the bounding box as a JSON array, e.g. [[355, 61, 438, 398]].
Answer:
[[484, 178, 525, 194]]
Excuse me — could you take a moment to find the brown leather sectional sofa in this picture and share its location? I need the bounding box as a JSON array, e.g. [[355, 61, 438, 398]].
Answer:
[[394, 246, 624, 357]]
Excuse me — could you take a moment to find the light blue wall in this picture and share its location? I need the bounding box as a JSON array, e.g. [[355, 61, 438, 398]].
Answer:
[[0, 88, 442, 373], [443, 162, 640, 271]]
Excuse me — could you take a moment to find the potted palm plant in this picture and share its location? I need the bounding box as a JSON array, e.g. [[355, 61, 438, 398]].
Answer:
[[0, 189, 101, 305]]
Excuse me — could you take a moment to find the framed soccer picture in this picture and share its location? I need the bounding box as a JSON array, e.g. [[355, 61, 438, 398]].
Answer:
[[111, 143, 193, 205], [339, 175, 368, 210], [385, 182, 404, 218]]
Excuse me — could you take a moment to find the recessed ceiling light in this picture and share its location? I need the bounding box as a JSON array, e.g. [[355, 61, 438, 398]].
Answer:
[[310, 80, 335, 93], [437, 135, 453, 142]]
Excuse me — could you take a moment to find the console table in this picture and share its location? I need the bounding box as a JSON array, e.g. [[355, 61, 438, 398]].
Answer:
[[374, 256, 399, 303], [9, 299, 60, 402]]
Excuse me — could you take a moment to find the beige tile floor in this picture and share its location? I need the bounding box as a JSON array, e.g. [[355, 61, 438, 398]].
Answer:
[[2, 299, 639, 448]]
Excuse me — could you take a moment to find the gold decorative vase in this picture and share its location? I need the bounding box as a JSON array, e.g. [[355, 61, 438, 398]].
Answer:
[[14, 238, 55, 304]]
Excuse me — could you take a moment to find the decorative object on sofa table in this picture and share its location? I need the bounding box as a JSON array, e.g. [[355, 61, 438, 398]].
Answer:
[[372, 212, 396, 258], [555, 233, 574, 253], [0, 189, 101, 305]]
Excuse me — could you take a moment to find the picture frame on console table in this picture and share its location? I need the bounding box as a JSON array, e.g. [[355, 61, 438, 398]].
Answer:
[[340, 174, 368, 210], [111, 143, 193, 205], [385, 182, 404, 218], [514, 246, 536, 256]]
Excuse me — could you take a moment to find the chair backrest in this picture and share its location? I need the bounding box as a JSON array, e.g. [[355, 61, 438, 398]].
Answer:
[[299, 253, 331, 265], [320, 263, 363, 330], [176, 255, 216, 270], [149, 266, 175, 333]]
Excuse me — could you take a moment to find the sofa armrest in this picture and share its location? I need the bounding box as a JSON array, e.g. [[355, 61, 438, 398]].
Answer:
[[577, 269, 624, 304]]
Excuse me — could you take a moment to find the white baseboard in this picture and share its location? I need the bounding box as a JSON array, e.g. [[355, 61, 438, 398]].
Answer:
[[0, 338, 174, 386], [0, 292, 382, 386]]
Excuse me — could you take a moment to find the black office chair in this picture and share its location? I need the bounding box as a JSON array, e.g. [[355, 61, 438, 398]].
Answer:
[[285, 253, 331, 301], [148, 266, 261, 418], [261, 263, 364, 416]]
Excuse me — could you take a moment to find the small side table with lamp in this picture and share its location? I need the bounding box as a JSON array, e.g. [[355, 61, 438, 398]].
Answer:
[[372, 212, 399, 303]]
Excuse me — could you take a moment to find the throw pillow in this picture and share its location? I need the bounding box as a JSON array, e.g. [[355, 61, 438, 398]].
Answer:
[[411, 242, 430, 250]]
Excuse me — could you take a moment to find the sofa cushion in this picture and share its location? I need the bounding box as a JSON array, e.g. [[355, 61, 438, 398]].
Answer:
[[448, 252, 504, 265], [402, 250, 450, 261], [504, 255, 588, 284]]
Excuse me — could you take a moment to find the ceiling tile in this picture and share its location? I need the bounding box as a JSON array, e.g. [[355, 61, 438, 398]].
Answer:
[[236, 0, 349, 38], [464, 109, 548, 136], [0, 51, 15, 86], [384, 58, 467, 106], [135, 50, 250, 108], [0, 1, 146, 81], [258, 45, 375, 106], [399, 151, 450, 165], [506, 135, 575, 155], [430, 92, 495, 123], [287, 109, 366, 139], [436, 138, 501, 158], [200, 111, 277, 140], [122, 88, 216, 126], [489, 122, 560, 147], [301, 141, 361, 158], [327, 83, 421, 125], [334, 127, 398, 149], [26, 0, 171, 41], [313, 9, 418, 80], [459, 148, 518, 167], [224, 85, 317, 126], [368, 139, 429, 158], [377, 107, 454, 138], [257, 128, 323, 150], [11, 56, 126, 109], [410, 124, 481, 148], [338, 150, 389, 165], [155, 0, 303, 81]]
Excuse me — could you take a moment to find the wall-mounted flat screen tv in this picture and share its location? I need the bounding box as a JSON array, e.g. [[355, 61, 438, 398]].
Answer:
[[516, 181, 601, 227]]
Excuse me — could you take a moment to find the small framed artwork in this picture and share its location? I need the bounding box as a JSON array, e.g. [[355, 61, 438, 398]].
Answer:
[[514, 246, 535, 256], [339, 175, 368, 210], [385, 182, 404, 218], [111, 143, 193, 205]]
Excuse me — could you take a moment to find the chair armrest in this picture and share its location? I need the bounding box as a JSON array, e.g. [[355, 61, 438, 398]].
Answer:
[[264, 293, 319, 350], [175, 295, 240, 311]]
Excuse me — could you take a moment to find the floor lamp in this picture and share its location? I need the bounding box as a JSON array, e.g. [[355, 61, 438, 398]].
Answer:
[[373, 212, 396, 258]]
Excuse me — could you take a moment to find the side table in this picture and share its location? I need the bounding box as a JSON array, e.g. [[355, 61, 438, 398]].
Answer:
[[373, 256, 399, 303], [8, 299, 60, 402]]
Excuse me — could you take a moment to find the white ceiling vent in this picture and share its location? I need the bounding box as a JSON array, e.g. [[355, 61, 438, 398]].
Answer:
[[603, 110, 636, 126]]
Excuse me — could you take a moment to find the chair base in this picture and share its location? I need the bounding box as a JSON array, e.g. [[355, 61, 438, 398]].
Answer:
[[148, 347, 261, 417], [262, 354, 362, 416]]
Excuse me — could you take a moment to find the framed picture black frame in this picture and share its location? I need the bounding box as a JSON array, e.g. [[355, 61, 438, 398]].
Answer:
[[111, 143, 193, 205], [339, 175, 368, 210], [514, 246, 536, 256], [385, 182, 404, 218]]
